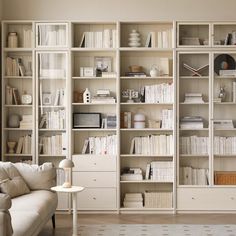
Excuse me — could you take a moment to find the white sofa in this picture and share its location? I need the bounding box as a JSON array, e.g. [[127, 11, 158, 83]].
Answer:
[[0, 162, 58, 236]]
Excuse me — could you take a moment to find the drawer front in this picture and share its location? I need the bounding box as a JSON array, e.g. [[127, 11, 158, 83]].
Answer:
[[77, 188, 117, 210], [73, 172, 117, 187], [177, 188, 236, 210], [72, 155, 116, 171]]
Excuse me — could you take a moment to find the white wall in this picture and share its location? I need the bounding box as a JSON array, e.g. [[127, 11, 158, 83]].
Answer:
[[2, 0, 236, 21]]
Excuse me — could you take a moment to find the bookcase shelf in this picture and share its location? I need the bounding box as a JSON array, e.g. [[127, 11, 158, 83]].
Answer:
[[120, 180, 173, 184]]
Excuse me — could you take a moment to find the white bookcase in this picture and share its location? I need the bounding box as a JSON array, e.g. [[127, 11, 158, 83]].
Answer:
[[3, 20, 236, 213]]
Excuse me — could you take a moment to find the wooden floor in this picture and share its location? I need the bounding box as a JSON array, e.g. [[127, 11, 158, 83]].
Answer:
[[39, 213, 236, 236]]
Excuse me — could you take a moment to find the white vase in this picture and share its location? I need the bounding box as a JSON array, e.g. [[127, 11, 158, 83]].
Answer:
[[83, 88, 91, 103]]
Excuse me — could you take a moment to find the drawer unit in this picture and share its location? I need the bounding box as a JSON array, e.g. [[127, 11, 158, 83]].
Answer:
[[77, 188, 117, 210], [73, 171, 117, 188], [72, 155, 116, 171], [177, 187, 236, 211]]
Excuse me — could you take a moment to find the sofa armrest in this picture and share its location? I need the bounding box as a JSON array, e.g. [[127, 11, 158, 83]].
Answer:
[[0, 193, 13, 236]]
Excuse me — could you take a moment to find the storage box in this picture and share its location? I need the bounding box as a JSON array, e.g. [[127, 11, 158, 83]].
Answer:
[[144, 191, 172, 208], [214, 171, 236, 185]]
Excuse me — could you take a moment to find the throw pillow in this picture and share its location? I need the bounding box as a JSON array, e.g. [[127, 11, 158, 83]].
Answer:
[[15, 162, 56, 190]]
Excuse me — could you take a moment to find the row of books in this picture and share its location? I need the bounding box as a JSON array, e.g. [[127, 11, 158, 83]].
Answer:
[[180, 166, 209, 185], [20, 115, 32, 129], [144, 83, 173, 103], [146, 161, 173, 182], [180, 136, 209, 155], [39, 110, 66, 129], [23, 28, 33, 48], [123, 193, 143, 208], [80, 29, 117, 48], [145, 29, 173, 48], [81, 135, 117, 155], [144, 191, 173, 208], [56, 168, 65, 186], [15, 135, 32, 154], [180, 116, 204, 129], [5, 57, 26, 76], [121, 167, 143, 181], [39, 133, 67, 155], [130, 135, 173, 155], [101, 114, 117, 129], [5, 85, 21, 105], [41, 88, 66, 107], [214, 136, 236, 155], [39, 25, 66, 46]]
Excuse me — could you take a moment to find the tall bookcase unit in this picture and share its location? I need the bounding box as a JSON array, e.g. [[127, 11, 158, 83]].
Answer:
[[177, 22, 236, 212], [119, 22, 175, 213]]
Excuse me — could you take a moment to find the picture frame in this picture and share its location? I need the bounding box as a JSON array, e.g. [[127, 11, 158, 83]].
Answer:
[[42, 92, 52, 105], [73, 112, 101, 128], [94, 56, 112, 77]]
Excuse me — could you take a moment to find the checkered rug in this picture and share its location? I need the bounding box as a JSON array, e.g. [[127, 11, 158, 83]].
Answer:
[[78, 224, 236, 236]]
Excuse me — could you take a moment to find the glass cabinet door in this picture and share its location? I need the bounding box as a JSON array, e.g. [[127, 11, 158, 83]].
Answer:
[[36, 23, 68, 47], [36, 51, 68, 165]]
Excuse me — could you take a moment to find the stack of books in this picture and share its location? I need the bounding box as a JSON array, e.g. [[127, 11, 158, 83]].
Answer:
[[91, 89, 116, 104], [214, 136, 236, 155], [101, 114, 116, 129], [180, 166, 209, 185], [124, 72, 146, 77], [121, 167, 143, 181], [180, 116, 204, 129], [16, 135, 32, 154], [213, 120, 234, 129], [5, 57, 26, 76], [184, 93, 204, 103], [20, 115, 32, 129], [123, 193, 143, 208]]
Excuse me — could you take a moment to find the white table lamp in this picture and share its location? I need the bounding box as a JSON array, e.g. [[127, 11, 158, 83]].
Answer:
[[59, 159, 74, 188]]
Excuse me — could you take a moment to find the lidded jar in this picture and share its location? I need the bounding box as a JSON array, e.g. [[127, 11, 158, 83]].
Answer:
[[8, 32, 18, 48]]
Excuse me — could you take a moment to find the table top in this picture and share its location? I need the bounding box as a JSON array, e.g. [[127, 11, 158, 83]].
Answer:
[[51, 185, 85, 193]]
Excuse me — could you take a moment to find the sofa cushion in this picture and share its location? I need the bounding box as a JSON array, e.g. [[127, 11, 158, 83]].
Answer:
[[0, 162, 30, 198], [10, 190, 57, 221], [0, 193, 11, 210], [15, 162, 56, 190]]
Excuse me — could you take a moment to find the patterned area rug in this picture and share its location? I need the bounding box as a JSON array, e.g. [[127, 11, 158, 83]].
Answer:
[[78, 224, 236, 236]]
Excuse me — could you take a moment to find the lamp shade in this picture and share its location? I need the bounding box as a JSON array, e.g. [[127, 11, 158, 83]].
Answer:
[[59, 159, 74, 169]]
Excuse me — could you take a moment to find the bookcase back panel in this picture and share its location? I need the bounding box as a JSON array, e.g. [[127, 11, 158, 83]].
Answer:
[[214, 158, 236, 172], [120, 22, 173, 48], [178, 24, 209, 47], [179, 156, 209, 169], [4, 23, 33, 48], [72, 52, 116, 76], [73, 23, 117, 48], [120, 51, 173, 76], [213, 105, 236, 121], [38, 156, 64, 167]]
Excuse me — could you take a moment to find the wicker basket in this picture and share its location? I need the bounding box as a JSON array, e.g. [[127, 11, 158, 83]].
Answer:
[[144, 191, 172, 208], [214, 171, 236, 185]]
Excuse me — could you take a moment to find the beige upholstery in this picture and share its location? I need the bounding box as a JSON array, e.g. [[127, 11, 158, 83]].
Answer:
[[0, 162, 58, 236]]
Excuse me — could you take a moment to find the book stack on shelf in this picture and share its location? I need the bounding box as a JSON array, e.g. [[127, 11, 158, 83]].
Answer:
[[91, 89, 116, 104], [161, 109, 173, 129], [180, 166, 209, 185], [23, 28, 33, 48], [144, 83, 173, 103], [183, 93, 204, 103], [20, 115, 32, 129], [15, 135, 32, 154], [39, 110, 66, 129], [101, 114, 116, 129], [81, 135, 117, 155], [39, 133, 66, 155], [130, 134, 173, 155], [39, 25, 66, 46], [213, 120, 234, 129], [180, 116, 204, 129], [79, 29, 117, 48], [121, 167, 143, 181], [123, 193, 143, 208], [145, 29, 173, 48], [180, 136, 209, 155], [145, 161, 173, 182], [120, 112, 132, 128], [5, 57, 26, 76], [214, 136, 236, 155], [5, 85, 21, 105], [125, 72, 147, 77], [144, 191, 173, 208]]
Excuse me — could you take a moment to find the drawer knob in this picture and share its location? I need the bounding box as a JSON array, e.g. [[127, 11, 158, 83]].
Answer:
[[94, 163, 97, 165], [93, 179, 97, 181], [93, 197, 96, 200], [191, 197, 195, 200]]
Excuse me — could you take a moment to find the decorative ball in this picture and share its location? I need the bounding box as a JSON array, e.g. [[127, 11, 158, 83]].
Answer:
[[8, 114, 20, 128]]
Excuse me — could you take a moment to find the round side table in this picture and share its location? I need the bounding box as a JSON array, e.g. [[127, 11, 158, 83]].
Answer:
[[51, 186, 84, 236]]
